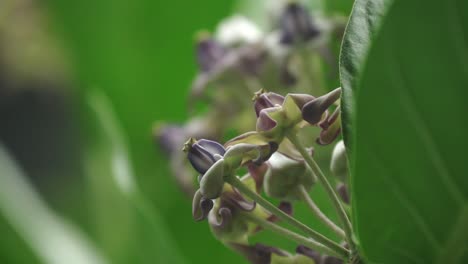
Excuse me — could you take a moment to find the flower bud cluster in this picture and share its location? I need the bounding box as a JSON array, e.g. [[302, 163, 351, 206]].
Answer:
[[155, 2, 352, 263]]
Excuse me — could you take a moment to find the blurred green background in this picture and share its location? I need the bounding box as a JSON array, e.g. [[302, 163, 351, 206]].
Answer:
[[0, 0, 352, 263]]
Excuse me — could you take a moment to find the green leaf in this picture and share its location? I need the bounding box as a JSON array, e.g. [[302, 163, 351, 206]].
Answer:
[[339, 0, 391, 153], [340, 0, 468, 263], [85, 91, 187, 264], [0, 143, 106, 264]]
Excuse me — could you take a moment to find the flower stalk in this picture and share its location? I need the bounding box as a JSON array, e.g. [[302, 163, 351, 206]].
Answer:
[[225, 174, 349, 258], [297, 184, 346, 239], [243, 212, 348, 260], [287, 132, 356, 253]]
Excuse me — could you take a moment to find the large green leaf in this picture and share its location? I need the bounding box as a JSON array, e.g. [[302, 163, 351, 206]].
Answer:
[[340, 0, 468, 263]]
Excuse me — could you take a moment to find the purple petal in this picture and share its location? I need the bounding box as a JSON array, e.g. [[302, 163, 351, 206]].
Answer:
[[187, 139, 226, 174], [256, 110, 278, 132], [336, 183, 350, 204], [192, 189, 214, 221], [197, 139, 226, 156], [248, 163, 269, 192], [253, 91, 285, 117], [226, 188, 256, 212], [209, 207, 232, 229]]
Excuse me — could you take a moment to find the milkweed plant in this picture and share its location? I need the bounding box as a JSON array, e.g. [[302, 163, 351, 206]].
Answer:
[[156, 2, 360, 263]]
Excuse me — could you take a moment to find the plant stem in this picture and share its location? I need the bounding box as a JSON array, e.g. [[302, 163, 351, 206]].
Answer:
[[287, 133, 355, 253], [243, 213, 348, 260], [297, 185, 346, 239], [226, 175, 348, 258]]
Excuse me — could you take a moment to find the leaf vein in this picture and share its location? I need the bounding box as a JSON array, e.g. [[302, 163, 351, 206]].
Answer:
[[387, 51, 466, 205], [366, 146, 441, 252]]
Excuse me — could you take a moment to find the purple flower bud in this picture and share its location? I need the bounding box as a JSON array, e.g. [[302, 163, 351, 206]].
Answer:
[[154, 124, 185, 156], [316, 106, 341, 146], [296, 245, 321, 264], [279, 2, 321, 45], [253, 89, 285, 117], [184, 138, 226, 174], [195, 33, 226, 72], [231, 243, 288, 264], [267, 201, 293, 223], [256, 107, 282, 132], [248, 163, 269, 192], [336, 183, 349, 204], [302, 88, 341, 125]]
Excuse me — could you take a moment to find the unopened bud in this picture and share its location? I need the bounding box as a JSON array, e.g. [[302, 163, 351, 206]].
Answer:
[[253, 89, 285, 117], [264, 153, 315, 201], [279, 2, 321, 45], [317, 106, 341, 145], [330, 140, 348, 181], [195, 31, 226, 72], [302, 88, 341, 125]]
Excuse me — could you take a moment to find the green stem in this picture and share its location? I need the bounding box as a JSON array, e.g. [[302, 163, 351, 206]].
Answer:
[[297, 185, 346, 239], [244, 213, 347, 259], [287, 133, 355, 253], [226, 175, 348, 258]]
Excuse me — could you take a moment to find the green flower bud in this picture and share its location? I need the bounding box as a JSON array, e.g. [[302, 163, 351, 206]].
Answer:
[[209, 176, 270, 244], [192, 189, 214, 221], [264, 153, 316, 201], [330, 140, 348, 182], [200, 159, 226, 199]]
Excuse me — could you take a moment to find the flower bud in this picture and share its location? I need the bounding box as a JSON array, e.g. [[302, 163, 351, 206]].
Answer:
[[253, 90, 285, 117], [208, 176, 268, 244], [336, 183, 349, 204], [330, 140, 348, 181], [184, 138, 226, 175], [302, 88, 341, 125], [230, 243, 289, 264], [223, 142, 278, 169], [296, 245, 321, 264], [264, 153, 316, 201], [316, 106, 341, 145], [199, 159, 226, 199], [279, 2, 320, 45], [266, 201, 293, 223], [195, 31, 226, 72]]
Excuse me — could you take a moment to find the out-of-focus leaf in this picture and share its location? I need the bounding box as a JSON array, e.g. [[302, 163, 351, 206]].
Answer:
[[324, 0, 354, 16], [42, 0, 244, 262], [340, 0, 468, 263], [0, 143, 107, 264], [84, 91, 186, 264]]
